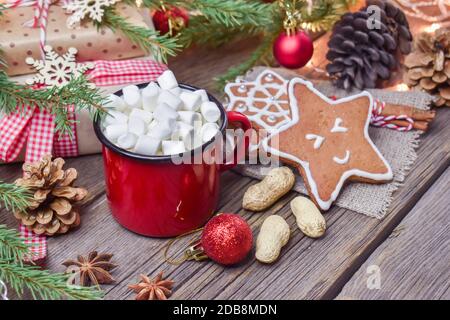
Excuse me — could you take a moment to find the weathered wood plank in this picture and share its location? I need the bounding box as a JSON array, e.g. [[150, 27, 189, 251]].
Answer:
[[21, 168, 252, 299], [169, 107, 450, 300], [1, 14, 448, 300], [336, 168, 450, 300]]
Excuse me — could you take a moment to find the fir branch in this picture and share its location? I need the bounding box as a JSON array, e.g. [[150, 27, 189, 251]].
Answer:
[[0, 72, 107, 138], [0, 260, 103, 300], [100, 8, 180, 63], [215, 32, 279, 90], [0, 225, 30, 264], [0, 182, 31, 213], [301, 0, 353, 32], [178, 15, 263, 48], [186, 0, 274, 28]]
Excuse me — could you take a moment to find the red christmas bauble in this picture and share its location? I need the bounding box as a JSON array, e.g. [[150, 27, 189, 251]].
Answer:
[[201, 214, 253, 266], [273, 31, 314, 69], [152, 7, 189, 35]]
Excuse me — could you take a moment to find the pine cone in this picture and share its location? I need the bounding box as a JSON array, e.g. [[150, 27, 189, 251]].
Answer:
[[14, 155, 88, 236], [366, 0, 412, 54], [327, 0, 412, 90], [404, 28, 450, 108]]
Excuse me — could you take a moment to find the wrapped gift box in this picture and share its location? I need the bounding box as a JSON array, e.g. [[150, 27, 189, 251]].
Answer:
[[0, 56, 159, 164], [0, 3, 148, 76]]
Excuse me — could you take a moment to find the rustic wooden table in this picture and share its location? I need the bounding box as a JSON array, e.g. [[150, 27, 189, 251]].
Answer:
[[1, 16, 449, 300]]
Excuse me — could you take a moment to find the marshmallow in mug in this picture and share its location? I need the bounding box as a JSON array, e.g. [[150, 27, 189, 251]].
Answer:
[[122, 85, 142, 109], [135, 136, 161, 156], [142, 82, 159, 112], [102, 70, 223, 156]]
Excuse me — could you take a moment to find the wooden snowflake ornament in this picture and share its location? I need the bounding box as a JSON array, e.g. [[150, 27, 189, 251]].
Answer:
[[25, 46, 94, 88], [65, 0, 119, 29]]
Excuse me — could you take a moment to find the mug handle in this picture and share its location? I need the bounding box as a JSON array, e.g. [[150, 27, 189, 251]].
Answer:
[[219, 111, 252, 172]]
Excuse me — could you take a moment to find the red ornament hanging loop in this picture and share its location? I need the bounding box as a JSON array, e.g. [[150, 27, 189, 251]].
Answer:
[[152, 2, 189, 36], [164, 213, 253, 266], [273, 0, 314, 69]]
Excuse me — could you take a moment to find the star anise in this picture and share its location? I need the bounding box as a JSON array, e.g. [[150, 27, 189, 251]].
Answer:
[[62, 251, 117, 287], [128, 272, 175, 300]]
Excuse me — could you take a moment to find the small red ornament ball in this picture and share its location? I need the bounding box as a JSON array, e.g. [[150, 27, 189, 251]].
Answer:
[[152, 7, 189, 35], [273, 31, 314, 69], [201, 214, 253, 266]]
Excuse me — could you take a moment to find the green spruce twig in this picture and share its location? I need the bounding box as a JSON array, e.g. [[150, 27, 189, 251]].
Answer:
[[187, 0, 274, 28], [0, 225, 104, 300], [0, 182, 31, 213], [0, 225, 30, 264], [178, 15, 263, 48], [301, 0, 352, 32], [0, 71, 107, 138], [100, 8, 180, 63], [215, 31, 280, 90], [0, 260, 103, 300]]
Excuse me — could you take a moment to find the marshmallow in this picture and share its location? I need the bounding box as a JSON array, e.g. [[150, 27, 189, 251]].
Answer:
[[122, 85, 142, 109], [178, 111, 197, 125], [104, 110, 128, 126], [134, 135, 161, 156], [183, 131, 203, 150], [157, 90, 183, 111], [142, 82, 159, 112], [162, 140, 186, 155], [117, 133, 138, 149], [146, 81, 160, 92], [193, 113, 203, 131], [172, 121, 194, 141], [180, 91, 201, 111], [201, 101, 221, 123], [154, 102, 179, 122], [194, 89, 209, 102], [170, 87, 182, 96], [105, 123, 128, 141], [105, 94, 127, 112], [201, 123, 220, 143], [148, 120, 158, 131], [157, 70, 178, 90], [130, 108, 153, 124], [128, 116, 146, 136], [148, 119, 175, 140]]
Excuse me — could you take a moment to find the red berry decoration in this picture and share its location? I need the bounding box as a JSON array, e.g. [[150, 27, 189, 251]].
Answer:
[[273, 30, 314, 69], [201, 214, 253, 266], [152, 7, 189, 35]]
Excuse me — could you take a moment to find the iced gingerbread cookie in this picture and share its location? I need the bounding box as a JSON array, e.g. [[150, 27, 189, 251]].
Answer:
[[261, 77, 393, 210]]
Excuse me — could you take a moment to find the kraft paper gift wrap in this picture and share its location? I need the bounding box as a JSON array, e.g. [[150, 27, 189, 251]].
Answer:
[[0, 3, 147, 76]]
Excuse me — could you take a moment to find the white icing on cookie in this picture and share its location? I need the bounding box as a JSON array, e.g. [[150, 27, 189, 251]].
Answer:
[[330, 118, 348, 133], [260, 77, 393, 211], [225, 70, 291, 133], [305, 134, 325, 149], [333, 150, 350, 165]]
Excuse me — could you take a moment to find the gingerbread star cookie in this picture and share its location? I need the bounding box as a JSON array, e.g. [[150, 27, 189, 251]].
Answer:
[[261, 77, 393, 210]]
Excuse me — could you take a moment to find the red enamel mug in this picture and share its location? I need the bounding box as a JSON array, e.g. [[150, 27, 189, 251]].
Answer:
[[93, 83, 251, 237]]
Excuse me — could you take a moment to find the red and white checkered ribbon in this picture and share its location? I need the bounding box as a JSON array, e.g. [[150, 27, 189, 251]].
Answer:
[[0, 59, 167, 261], [371, 99, 414, 132]]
